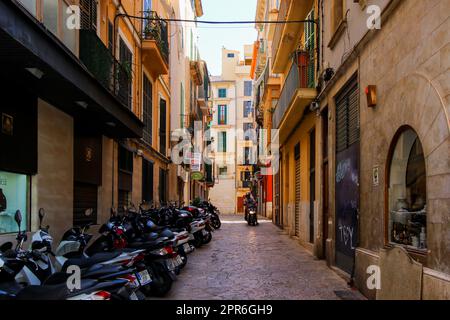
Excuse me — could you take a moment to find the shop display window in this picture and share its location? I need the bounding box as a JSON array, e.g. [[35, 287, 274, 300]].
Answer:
[[388, 129, 427, 251], [0, 171, 29, 234]]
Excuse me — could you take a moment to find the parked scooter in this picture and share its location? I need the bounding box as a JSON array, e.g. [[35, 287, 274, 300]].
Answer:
[[0, 211, 130, 300]]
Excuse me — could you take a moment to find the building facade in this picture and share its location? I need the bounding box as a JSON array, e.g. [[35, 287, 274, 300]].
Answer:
[[255, 0, 450, 299], [0, 0, 212, 247], [209, 47, 255, 214]]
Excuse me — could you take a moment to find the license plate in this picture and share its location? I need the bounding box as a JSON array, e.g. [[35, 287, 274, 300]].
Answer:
[[176, 255, 183, 265], [183, 243, 191, 252], [136, 270, 152, 286]]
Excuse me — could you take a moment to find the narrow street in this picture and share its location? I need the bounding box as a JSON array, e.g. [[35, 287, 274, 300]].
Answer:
[[163, 215, 364, 300]]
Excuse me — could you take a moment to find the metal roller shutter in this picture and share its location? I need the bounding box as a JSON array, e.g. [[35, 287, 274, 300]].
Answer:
[[295, 143, 301, 237]]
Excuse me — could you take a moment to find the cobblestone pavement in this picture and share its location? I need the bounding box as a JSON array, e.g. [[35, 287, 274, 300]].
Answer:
[[163, 215, 365, 300]]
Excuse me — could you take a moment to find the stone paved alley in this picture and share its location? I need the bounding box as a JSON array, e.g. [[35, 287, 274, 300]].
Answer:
[[162, 215, 365, 300]]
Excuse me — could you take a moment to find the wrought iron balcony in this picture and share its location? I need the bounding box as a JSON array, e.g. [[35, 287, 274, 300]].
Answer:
[[79, 29, 132, 109], [142, 11, 169, 76]]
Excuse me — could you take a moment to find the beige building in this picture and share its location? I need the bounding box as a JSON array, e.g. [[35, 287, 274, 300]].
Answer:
[[209, 47, 255, 214], [317, 0, 450, 299]]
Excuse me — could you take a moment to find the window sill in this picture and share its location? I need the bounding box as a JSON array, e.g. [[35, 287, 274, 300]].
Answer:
[[328, 20, 347, 49]]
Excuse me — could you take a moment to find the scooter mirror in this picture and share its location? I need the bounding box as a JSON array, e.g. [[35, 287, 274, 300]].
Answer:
[[14, 210, 22, 228], [85, 208, 93, 216]]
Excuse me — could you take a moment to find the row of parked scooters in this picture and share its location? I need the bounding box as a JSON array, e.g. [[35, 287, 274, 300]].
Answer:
[[0, 200, 221, 300]]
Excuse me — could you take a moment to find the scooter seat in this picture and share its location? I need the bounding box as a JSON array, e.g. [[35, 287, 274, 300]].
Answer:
[[127, 240, 161, 250], [15, 279, 98, 300], [82, 264, 125, 279], [62, 252, 121, 271]]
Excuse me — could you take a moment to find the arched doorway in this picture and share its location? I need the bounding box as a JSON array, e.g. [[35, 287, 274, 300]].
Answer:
[[387, 127, 427, 251]]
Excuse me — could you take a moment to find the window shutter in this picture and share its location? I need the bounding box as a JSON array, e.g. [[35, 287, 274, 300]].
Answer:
[[335, 75, 359, 153]]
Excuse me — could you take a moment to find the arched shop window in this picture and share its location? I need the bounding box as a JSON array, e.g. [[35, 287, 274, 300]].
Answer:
[[388, 128, 427, 251]]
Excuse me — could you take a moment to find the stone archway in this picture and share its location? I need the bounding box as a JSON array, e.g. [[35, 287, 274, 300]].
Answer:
[[381, 72, 450, 274]]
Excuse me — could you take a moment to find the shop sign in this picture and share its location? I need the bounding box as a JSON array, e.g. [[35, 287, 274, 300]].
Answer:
[[191, 171, 204, 181]]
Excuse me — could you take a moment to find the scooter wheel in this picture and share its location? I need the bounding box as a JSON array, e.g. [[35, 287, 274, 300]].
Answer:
[[191, 233, 203, 248], [148, 263, 173, 297], [202, 230, 212, 244], [212, 218, 221, 229]]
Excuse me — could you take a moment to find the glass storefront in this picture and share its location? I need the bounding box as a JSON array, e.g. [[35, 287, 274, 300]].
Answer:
[[0, 171, 29, 234]]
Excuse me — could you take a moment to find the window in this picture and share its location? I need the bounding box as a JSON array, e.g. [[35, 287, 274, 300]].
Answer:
[[0, 171, 29, 234], [108, 22, 114, 54], [159, 169, 168, 204], [243, 123, 254, 141], [244, 147, 252, 165], [118, 146, 133, 214], [218, 166, 228, 177], [142, 159, 154, 202], [218, 88, 227, 98], [119, 38, 133, 109], [159, 98, 167, 156], [218, 105, 227, 125], [80, 0, 98, 31], [48, 0, 78, 51], [227, 53, 235, 58], [143, 74, 153, 144], [218, 132, 227, 152], [143, 0, 152, 12], [331, 0, 344, 34], [388, 128, 427, 250], [244, 81, 253, 97], [243, 101, 253, 118]]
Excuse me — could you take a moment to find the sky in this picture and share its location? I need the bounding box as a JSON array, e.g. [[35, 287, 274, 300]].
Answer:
[[197, 0, 258, 76]]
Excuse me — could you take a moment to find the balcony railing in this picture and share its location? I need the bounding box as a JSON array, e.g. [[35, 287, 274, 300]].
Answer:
[[271, 0, 289, 67], [143, 11, 169, 65], [272, 49, 315, 129], [79, 30, 132, 109]]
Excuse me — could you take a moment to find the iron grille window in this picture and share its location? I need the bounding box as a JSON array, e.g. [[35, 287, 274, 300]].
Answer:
[[336, 76, 359, 153], [143, 75, 153, 144]]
